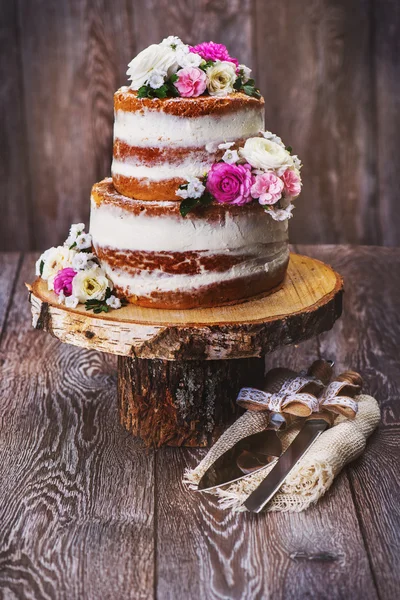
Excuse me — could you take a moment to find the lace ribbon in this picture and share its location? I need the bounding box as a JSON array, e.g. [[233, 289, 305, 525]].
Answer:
[[318, 380, 359, 419], [237, 376, 322, 416], [237, 377, 359, 419]]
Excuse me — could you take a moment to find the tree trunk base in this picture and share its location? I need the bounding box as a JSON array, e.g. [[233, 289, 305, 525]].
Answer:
[[118, 356, 265, 447]]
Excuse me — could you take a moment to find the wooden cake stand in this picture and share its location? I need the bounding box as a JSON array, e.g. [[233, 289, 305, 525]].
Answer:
[[28, 253, 343, 447]]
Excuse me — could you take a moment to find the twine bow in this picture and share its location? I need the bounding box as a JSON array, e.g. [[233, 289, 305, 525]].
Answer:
[[237, 375, 323, 417], [237, 368, 362, 421], [318, 374, 362, 420]]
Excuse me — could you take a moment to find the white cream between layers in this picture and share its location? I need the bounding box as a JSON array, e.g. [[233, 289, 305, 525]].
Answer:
[[89, 199, 288, 253], [100, 249, 289, 296], [111, 158, 210, 182], [113, 106, 265, 149]]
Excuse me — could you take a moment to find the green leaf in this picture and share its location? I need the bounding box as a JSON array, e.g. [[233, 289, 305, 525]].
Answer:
[[39, 260, 44, 276], [233, 77, 243, 91], [166, 81, 180, 97], [137, 85, 149, 98], [199, 60, 215, 72], [242, 84, 261, 99], [170, 73, 178, 83], [199, 191, 213, 207], [286, 146, 293, 154], [69, 241, 77, 249], [180, 197, 200, 217], [154, 85, 168, 99]]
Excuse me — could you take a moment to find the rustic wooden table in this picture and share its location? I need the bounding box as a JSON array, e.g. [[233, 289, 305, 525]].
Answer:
[[0, 246, 399, 600]]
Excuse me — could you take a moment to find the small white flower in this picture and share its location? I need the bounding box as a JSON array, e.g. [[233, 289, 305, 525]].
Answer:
[[262, 131, 285, 148], [176, 187, 190, 199], [206, 61, 237, 97], [267, 203, 295, 221], [72, 252, 95, 271], [186, 177, 205, 199], [222, 149, 239, 164], [72, 267, 111, 303], [218, 141, 235, 150], [64, 222, 85, 247], [58, 291, 66, 304], [75, 233, 92, 250], [160, 36, 184, 49], [106, 295, 122, 309], [239, 64, 252, 83], [65, 295, 79, 309], [176, 49, 202, 68], [147, 68, 166, 89]]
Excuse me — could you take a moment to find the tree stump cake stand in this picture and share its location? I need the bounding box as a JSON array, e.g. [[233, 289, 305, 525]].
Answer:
[[28, 254, 343, 447]]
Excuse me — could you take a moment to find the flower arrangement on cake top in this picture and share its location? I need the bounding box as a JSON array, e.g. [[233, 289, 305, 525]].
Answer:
[[127, 36, 260, 99], [36, 224, 127, 313], [177, 132, 302, 219]]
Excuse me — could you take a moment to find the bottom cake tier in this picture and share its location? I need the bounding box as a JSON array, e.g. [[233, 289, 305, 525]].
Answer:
[[89, 178, 289, 309]]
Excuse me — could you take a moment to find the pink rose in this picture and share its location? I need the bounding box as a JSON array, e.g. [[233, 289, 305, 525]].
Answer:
[[175, 67, 207, 97], [53, 267, 77, 296], [251, 173, 284, 205], [206, 163, 254, 205], [282, 168, 302, 197], [190, 42, 239, 69]]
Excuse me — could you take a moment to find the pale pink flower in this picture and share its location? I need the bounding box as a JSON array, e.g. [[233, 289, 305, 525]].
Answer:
[[175, 67, 207, 97], [281, 168, 302, 197], [251, 172, 284, 205]]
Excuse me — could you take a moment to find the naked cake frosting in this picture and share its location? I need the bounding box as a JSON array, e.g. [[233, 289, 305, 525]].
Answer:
[[36, 37, 303, 312]]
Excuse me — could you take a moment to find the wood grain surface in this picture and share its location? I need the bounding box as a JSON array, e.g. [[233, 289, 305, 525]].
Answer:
[[1, 1, 399, 250], [28, 253, 343, 360], [0, 254, 155, 599], [1, 247, 399, 598]]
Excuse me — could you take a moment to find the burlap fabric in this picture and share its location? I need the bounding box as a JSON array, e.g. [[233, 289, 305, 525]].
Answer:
[[183, 394, 380, 512]]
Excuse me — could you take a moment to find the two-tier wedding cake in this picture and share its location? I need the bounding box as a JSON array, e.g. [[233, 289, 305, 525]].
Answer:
[[36, 37, 302, 311]]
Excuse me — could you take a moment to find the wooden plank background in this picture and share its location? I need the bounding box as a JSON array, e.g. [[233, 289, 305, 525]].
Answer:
[[1, 0, 399, 250]]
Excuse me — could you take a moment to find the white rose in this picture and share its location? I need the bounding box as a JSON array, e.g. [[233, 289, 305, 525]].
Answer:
[[206, 61, 237, 97], [72, 267, 111, 302], [127, 44, 178, 90], [239, 137, 294, 171], [40, 246, 76, 281]]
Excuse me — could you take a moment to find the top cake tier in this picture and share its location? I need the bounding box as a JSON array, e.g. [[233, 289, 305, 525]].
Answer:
[[112, 90, 265, 201]]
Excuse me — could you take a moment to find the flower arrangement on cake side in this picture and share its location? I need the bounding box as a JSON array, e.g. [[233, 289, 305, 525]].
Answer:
[[177, 131, 302, 218], [35, 224, 127, 313], [127, 36, 260, 99]]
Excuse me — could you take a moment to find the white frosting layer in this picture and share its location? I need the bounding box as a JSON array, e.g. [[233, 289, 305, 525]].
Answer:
[[89, 198, 288, 253], [111, 158, 209, 182], [113, 106, 264, 149], [100, 249, 289, 296]]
